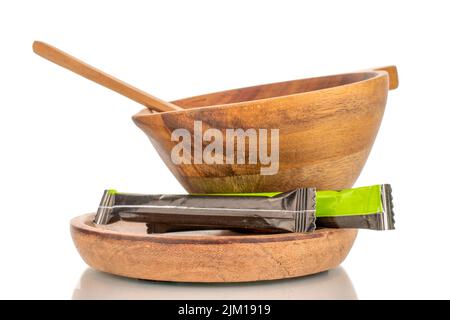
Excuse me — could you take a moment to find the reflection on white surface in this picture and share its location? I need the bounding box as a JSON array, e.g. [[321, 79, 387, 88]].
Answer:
[[73, 267, 357, 300]]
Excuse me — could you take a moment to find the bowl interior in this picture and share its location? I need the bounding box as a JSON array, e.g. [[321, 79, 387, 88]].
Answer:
[[172, 72, 377, 108]]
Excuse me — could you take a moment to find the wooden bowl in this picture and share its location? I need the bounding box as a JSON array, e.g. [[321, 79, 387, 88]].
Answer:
[[133, 66, 398, 193], [71, 214, 358, 282]]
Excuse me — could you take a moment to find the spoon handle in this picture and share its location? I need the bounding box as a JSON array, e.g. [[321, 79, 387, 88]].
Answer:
[[33, 41, 182, 112], [373, 66, 399, 90]]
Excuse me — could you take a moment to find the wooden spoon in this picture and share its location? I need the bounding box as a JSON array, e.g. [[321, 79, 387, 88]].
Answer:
[[32, 41, 182, 112]]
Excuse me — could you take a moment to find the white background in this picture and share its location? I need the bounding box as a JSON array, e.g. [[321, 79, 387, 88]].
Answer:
[[1, 0, 449, 299]]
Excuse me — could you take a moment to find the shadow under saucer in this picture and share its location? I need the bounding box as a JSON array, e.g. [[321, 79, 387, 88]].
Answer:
[[73, 266, 357, 300]]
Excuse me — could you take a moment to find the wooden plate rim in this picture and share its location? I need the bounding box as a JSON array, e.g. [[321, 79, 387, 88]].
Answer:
[[71, 214, 353, 245]]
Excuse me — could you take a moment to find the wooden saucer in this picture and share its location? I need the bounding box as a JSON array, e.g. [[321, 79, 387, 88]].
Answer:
[[71, 214, 357, 282]]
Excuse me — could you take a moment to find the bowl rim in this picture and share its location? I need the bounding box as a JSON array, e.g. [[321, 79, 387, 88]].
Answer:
[[133, 70, 388, 119]]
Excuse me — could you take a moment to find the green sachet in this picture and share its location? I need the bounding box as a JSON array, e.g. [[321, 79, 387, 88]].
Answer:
[[316, 184, 394, 230]]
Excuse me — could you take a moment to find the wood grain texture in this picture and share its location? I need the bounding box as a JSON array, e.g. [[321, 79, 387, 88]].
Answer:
[[373, 66, 399, 90], [71, 214, 357, 282], [133, 68, 398, 192], [32, 41, 182, 112]]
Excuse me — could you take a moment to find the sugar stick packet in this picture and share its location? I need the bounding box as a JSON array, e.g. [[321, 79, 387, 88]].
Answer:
[[94, 184, 394, 233]]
